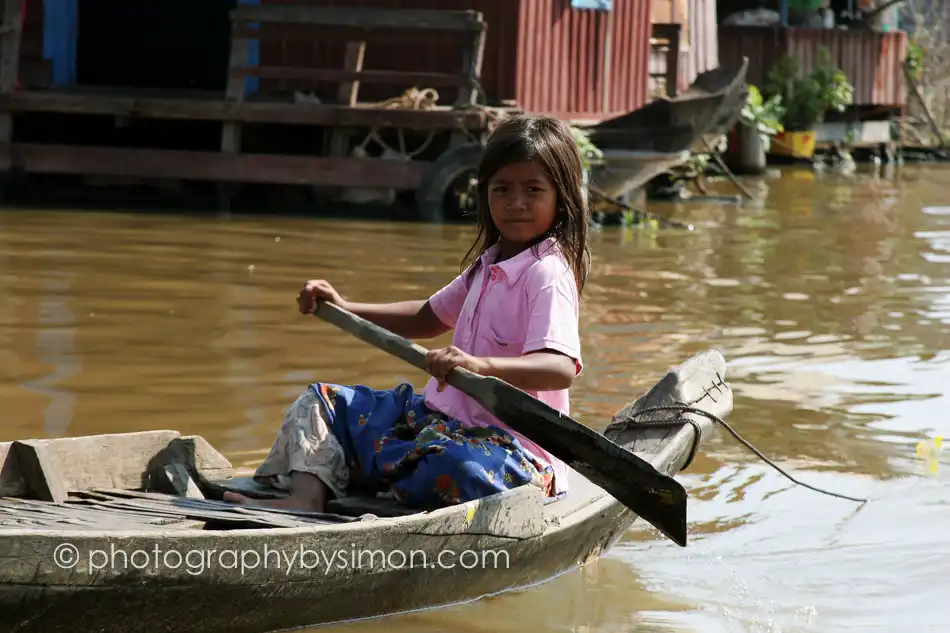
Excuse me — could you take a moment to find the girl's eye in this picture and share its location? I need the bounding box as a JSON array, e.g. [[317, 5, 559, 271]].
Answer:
[[491, 186, 507, 194]]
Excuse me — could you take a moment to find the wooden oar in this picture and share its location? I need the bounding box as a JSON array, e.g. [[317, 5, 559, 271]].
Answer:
[[313, 300, 691, 546]]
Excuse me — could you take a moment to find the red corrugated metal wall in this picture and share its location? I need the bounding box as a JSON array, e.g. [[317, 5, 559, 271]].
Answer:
[[516, 0, 651, 121], [719, 26, 907, 108], [258, 0, 520, 105], [257, 0, 651, 120]]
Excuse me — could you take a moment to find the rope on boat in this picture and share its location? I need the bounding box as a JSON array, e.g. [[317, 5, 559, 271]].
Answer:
[[609, 403, 869, 504]]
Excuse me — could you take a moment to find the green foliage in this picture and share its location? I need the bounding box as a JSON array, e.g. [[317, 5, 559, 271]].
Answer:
[[570, 125, 604, 172], [906, 38, 924, 81], [741, 85, 786, 150], [763, 47, 854, 131]]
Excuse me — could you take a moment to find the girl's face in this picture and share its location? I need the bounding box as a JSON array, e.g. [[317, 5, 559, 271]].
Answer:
[[486, 160, 558, 249]]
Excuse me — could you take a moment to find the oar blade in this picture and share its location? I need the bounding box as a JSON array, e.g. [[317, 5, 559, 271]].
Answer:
[[487, 385, 688, 545]]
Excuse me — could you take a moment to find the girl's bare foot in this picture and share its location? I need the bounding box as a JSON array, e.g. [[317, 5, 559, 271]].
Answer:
[[223, 491, 323, 512], [222, 472, 328, 513]]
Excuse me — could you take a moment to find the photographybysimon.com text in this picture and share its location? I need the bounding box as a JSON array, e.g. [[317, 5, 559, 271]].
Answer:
[[52, 542, 510, 576]]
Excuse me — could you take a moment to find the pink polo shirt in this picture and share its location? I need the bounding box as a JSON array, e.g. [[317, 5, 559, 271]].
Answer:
[[424, 236, 582, 497]]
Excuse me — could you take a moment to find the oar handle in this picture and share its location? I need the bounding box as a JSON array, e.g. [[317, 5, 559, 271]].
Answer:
[[313, 299, 485, 392]]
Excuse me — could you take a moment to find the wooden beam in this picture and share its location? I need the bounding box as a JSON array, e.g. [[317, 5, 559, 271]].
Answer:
[[457, 22, 486, 106], [0, 442, 24, 496], [230, 23, 466, 43], [0, 0, 24, 143], [0, 143, 429, 189], [222, 21, 250, 154], [0, 0, 23, 93], [0, 92, 489, 129], [329, 41, 368, 161], [232, 66, 472, 88], [337, 41, 366, 107], [153, 463, 206, 499], [12, 441, 67, 503], [230, 6, 485, 32], [0, 431, 235, 497]]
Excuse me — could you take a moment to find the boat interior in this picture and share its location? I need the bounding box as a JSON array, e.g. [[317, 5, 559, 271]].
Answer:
[[0, 350, 730, 534], [0, 430, 609, 534]]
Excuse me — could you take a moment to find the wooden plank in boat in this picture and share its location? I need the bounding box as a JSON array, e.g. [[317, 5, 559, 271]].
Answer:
[[91, 489, 358, 527], [89, 496, 306, 529], [11, 441, 67, 503], [105, 488, 363, 523], [0, 498, 172, 531], [153, 435, 234, 485], [154, 463, 205, 499], [0, 431, 235, 499], [65, 500, 204, 528]]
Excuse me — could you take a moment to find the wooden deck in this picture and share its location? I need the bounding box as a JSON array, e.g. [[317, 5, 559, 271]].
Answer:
[[0, 5, 496, 207]]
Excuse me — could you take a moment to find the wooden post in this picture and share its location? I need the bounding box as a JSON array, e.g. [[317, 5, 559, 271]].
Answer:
[[0, 0, 23, 143], [456, 22, 486, 106], [666, 25, 680, 98], [220, 18, 250, 209], [327, 40, 366, 159], [337, 40, 365, 108]]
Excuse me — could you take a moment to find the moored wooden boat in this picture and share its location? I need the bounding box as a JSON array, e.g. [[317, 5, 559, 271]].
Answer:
[[589, 148, 691, 202], [0, 349, 732, 633], [588, 58, 751, 155]]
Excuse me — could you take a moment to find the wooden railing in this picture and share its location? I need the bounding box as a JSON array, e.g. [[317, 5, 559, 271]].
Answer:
[[222, 5, 488, 161]]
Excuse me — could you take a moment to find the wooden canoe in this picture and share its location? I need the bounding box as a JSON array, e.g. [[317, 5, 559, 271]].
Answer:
[[0, 349, 732, 633], [588, 58, 751, 155]]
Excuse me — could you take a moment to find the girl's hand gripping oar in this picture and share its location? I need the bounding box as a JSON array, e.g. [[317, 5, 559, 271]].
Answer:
[[313, 299, 691, 547]]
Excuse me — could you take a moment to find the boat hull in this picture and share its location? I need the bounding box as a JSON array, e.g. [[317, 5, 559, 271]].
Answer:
[[0, 501, 633, 633], [590, 149, 691, 201]]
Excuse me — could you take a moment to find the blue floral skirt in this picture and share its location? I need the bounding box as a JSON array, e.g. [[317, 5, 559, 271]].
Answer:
[[254, 381, 554, 510]]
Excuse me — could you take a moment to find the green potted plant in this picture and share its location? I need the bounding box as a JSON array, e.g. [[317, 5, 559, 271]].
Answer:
[[763, 47, 853, 159], [570, 124, 604, 174], [730, 84, 786, 173]]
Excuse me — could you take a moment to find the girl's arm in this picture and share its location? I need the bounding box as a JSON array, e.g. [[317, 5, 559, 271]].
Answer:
[[342, 299, 451, 340], [300, 279, 453, 340], [481, 350, 577, 391], [427, 347, 577, 392]]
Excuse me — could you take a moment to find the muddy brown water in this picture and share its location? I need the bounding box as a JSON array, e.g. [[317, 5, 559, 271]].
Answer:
[[2, 164, 949, 632]]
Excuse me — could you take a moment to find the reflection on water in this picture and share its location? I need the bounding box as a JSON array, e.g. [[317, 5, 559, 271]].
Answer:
[[2, 164, 950, 632]]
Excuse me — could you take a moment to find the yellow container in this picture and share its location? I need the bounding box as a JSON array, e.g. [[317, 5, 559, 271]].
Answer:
[[770, 130, 817, 159]]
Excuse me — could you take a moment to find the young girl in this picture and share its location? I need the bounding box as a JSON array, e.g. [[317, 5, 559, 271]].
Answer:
[[224, 114, 590, 512]]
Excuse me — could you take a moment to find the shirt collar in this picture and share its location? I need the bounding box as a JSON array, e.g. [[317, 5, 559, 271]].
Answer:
[[479, 236, 558, 284]]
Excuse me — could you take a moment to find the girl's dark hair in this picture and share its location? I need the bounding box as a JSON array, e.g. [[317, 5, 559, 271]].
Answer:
[[460, 114, 591, 295]]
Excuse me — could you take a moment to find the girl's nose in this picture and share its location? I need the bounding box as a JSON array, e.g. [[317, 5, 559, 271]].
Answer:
[[507, 194, 527, 210]]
